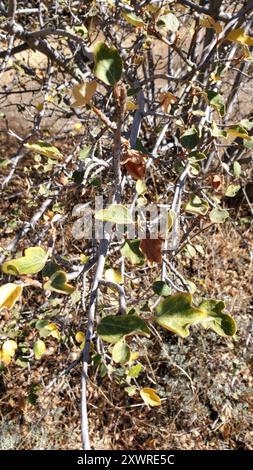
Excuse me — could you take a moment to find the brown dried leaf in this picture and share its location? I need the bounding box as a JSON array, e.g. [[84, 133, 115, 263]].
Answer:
[[140, 237, 163, 265]]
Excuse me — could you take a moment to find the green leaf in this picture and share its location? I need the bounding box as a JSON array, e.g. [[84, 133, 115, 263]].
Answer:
[[199, 299, 237, 337], [95, 204, 133, 224], [33, 339, 46, 360], [121, 240, 145, 265], [122, 11, 146, 27], [209, 207, 229, 223], [154, 292, 206, 338], [44, 270, 75, 295], [152, 281, 171, 297], [24, 141, 62, 159], [112, 341, 131, 364], [2, 247, 47, 275], [233, 161, 241, 178], [185, 194, 209, 215], [0, 283, 22, 310], [97, 315, 150, 343], [42, 261, 60, 278], [225, 184, 241, 197], [207, 90, 226, 116], [78, 145, 93, 161], [94, 42, 122, 86], [157, 12, 179, 32], [180, 127, 200, 149], [128, 363, 142, 378], [188, 151, 206, 162]]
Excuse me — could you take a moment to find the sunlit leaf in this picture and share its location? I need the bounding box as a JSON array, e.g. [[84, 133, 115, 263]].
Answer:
[[140, 388, 161, 407], [185, 195, 209, 215], [233, 161, 241, 178], [71, 80, 97, 107], [94, 42, 122, 86], [33, 339, 46, 360], [155, 292, 206, 338], [0, 283, 22, 310], [128, 363, 142, 378], [122, 11, 146, 27], [44, 270, 75, 295], [104, 268, 123, 284], [209, 207, 229, 224], [75, 331, 85, 343], [2, 247, 47, 275], [121, 240, 145, 265], [95, 204, 133, 224], [199, 299, 237, 337], [227, 28, 253, 46], [24, 141, 62, 159], [207, 90, 225, 116], [225, 184, 241, 197], [157, 13, 179, 32], [159, 91, 177, 113], [112, 341, 131, 364], [97, 315, 150, 343], [152, 281, 171, 297]]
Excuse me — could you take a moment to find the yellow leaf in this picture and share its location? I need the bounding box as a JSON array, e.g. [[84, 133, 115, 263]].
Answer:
[[140, 388, 161, 407], [226, 28, 253, 46], [2, 340, 17, 358], [0, 350, 11, 365], [200, 15, 222, 34], [74, 122, 83, 131], [75, 331, 85, 343], [226, 128, 251, 140], [126, 100, 138, 111], [0, 283, 22, 310], [72, 81, 97, 108], [159, 92, 177, 113], [104, 268, 123, 284], [46, 323, 60, 340]]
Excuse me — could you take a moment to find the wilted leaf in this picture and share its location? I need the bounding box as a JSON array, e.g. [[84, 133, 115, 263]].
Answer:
[[200, 15, 222, 34], [199, 299, 237, 337], [121, 140, 147, 180], [123, 11, 146, 27], [180, 127, 200, 149], [157, 12, 179, 32], [2, 247, 47, 275], [225, 184, 241, 197], [94, 42, 122, 86], [95, 204, 133, 224], [185, 195, 209, 215], [159, 92, 177, 113], [33, 339, 46, 360], [140, 238, 163, 265], [152, 281, 171, 297], [0, 283, 22, 310], [121, 240, 145, 265], [104, 269, 123, 284], [209, 207, 229, 223], [155, 292, 206, 338], [140, 388, 161, 407], [24, 141, 62, 159], [227, 28, 253, 46], [97, 315, 150, 343], [71, 80, 97, 107], [44, 270, 75, 294], [112, 341, 131, 364]]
